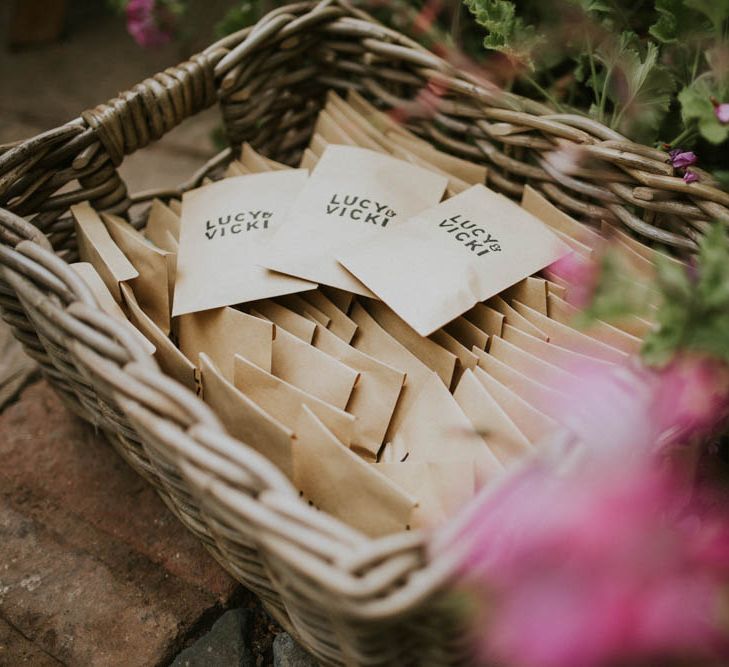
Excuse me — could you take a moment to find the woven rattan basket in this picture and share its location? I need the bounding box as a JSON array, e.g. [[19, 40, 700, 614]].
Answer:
[[2, 1, 728, 664]]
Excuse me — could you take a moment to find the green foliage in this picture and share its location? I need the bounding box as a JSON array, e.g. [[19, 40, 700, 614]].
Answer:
[[642, 225, 729, 366], [463, 0, 543, 70], [679, 78, 729, 144], [214, 2, 260, 38]]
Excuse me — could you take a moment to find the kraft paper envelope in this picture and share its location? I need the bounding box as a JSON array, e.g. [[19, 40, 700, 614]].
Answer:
[[453, 369, 532, 465], [299, 149, 319, 171], [501, 323, 615, 372], [465, 302, 504, 337], [233, 353, 355, 446], [501, 277, 548, 316], [522, 185, 602, 248], [604, 222, 684, 269], [240, 143, 289, 173], [474, 349, 568, 423], [71, 263, 155, 356], [199, 353, 295, 480], [395, 372, 504, 488], [145, 199, 180, 249], [513, 301, 627, 363], [263, 145, 448, 295], [473, 365, 559, 445], [293, 406, 417, 537], [390, 144, 470, 197], [326, 91, 390, 150], [173, 170, 314, 317], [385, 132, 488, 185], [272, 326, 359, 409], [320, 286, 354, 314], [324, 102, 386, 153], [340, 185, 569, 336], [546, 279, 567, 299], [347, 90, 429, 144], [301, 290, 358, 343], [377, 461, 476, 529], [314, 109, 358, 146], [490, 295, 548, 341], [309, 133, 329, 157], [276, 293, 330, 327], [365, 299, 457, 387], [168, 199, 182, 215], [489, 336, 575, 388], [177, 306, 274, 379], [71, 202, 138, 302], [313, 324, 404, 455], [350, 301, 433, 440], [429, 329, 478, 388], [250, 300, 316, 343], [547, 293, 642, 354], [120, 283, 197, 391], [444, 316, 489, 351], [102, 213, 172, 333]]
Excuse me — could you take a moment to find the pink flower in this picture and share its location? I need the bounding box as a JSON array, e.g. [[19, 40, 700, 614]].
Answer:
[[126, 0, 174, 48], [547, 252, 599, 309], [714, 101, 729, 125], [668, 148, 698, 169], [460, 463, 729, 667], [684, 169, 700, 184]]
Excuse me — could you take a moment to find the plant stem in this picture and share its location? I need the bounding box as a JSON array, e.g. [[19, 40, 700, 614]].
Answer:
[[523, 73, 563, 111], [667, 125, 697, 148]]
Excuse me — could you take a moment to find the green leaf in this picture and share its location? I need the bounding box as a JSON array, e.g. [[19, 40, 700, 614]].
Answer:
[[679, 78, 729, 144], [598, 34, 675, 139], [650, 0, 714, 43], [464, 0, 543, 70], [684, 0, 729, 34]]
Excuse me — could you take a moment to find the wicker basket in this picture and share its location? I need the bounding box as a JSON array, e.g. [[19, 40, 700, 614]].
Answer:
[[1, 1, 728, 664]]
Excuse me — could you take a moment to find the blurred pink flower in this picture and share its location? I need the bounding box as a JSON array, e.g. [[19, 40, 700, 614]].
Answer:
[[684, 169, 700, 184], [668, 148, 698, 169], [126, 0, 174, 48], [714, 101, 729, 125], [547, 252, 599, 309], [461, 462, 729, 667]]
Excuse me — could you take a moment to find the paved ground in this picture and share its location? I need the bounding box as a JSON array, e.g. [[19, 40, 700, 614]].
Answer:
[[0, 3, 310, 664]]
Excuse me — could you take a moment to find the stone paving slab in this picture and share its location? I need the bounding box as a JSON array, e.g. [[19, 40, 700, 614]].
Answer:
[[0, 381, 239, 665]]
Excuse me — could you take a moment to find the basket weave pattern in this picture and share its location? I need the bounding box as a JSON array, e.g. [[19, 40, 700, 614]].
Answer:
[[0, 1, 725, 664]]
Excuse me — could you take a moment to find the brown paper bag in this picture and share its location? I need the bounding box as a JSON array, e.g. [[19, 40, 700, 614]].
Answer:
[[263, 145, 448, 295], [102, 213, 172, 333], [377, 461, 475, 529], [513, 301, 627, 363], [199, 353, 294, 479], [385, 132, 488, 185], [177, 306, 273, 379], [293, 406, 417, 537], [472, 366, 559, 445], [365, 299, 457, 387], [301, 289, 358, 343], [340, 185, 568, 336], [71, 202, 138, 302], [547, 293, 642, 354], [521, 185, 602, 248], [395, 372, 504, 487], [453, 368, 532, 465], [271, 326, 359, 409], [444, 316, 489, 351], [250, 300, 316, 343], [350, 301, 433, 440], [173, 171, 314, 317], [490, 295, 549, 340], [313, 324, 404, 455], [120, 283, 197, 391], [145, 199, 180, 248], [465, 302, 504, 337], [489, 335, 574, 388], [71, 262, 155, 356], [501, 323, 615, 373], [233, 353, 355, 446]]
